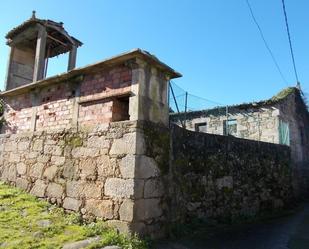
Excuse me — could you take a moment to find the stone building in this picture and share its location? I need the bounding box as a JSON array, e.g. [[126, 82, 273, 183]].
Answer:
[[0, 13, 297, 238], [0, 13, 181, 237], [171, 87, 309, 196], [1, 12, 180, 133]]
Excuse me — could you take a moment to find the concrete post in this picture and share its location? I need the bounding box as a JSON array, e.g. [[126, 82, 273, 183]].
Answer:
[[30, 89, 40, 132], [33, 26, 47, 82], [4, 46, 14, 91], [68, 45, 77, 71], [71, 81, 81, 129]]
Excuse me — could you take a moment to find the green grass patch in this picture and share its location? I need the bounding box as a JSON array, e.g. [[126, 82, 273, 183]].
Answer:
[[0, 182, 148, 249]]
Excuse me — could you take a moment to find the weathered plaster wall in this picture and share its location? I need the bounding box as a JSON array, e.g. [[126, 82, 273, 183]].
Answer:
[[129, 58, 169, 126], [168, 125, 293, 224]]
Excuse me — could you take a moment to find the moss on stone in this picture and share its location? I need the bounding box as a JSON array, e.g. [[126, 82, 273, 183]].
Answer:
[[171, 87, 300, 120], [66, 135, 83, 148], [222, 187, 233, 194], [0, 99, 3, 116], [0, 100, 5, 130], [269, 87, 297, 102], [0, 182, 147, 249], [143, 123, 170, 175]]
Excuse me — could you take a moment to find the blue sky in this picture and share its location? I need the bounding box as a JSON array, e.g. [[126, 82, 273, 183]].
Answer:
[[0, 0, 308, 108]]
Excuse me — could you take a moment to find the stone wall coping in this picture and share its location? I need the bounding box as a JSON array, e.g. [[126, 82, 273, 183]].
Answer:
[[0, 120, 163, 138], [172, 124, 290, 150], [78, 89, 132, 104]]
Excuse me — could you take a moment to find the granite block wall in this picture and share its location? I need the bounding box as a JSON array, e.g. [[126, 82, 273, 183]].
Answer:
[[0, 121, 145, 233], [0, 120, 168, 238]]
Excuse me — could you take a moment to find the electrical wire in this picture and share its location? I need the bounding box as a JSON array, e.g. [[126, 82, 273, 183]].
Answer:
[[281, 0, 300, 84], [246, 0, 289, 86]]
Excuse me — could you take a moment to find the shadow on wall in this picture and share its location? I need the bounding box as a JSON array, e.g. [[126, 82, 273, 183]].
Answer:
[[167, 124, 294, 225]]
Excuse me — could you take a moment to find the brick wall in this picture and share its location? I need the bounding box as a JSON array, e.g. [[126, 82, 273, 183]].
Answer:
[[2, 65, 132, 134], [4, 94, 32, 133]]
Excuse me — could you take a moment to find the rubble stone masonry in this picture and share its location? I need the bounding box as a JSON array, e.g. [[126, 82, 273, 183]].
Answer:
[[168, 125, 293, 224]]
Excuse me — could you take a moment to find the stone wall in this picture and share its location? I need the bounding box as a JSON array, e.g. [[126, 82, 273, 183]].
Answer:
[[277, 91, 309, 197], [0, 118, 296, 237], [171, 88, 309, 198], [172, 106, 280, 144], [0, 121, 146, 233], [0, 50, 179, 238], [0, 120, 169, 238], [168, 125, 293, 224]]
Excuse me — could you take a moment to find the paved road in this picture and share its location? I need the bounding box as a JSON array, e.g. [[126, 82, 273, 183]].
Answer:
[[155, 204, 309, 249]]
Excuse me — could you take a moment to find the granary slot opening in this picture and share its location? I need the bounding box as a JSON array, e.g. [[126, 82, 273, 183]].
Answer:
[[111, 96, 130, 122]]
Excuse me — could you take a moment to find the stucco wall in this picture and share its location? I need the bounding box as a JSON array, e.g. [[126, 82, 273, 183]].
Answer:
[[168, 125, 293, 224]]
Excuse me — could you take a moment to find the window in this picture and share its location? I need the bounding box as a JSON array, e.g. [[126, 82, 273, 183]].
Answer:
[[112, 96, 130, 122], [279, 120, 290, 146], [223, 119, 237, 136], [195, 122, 207, 133]]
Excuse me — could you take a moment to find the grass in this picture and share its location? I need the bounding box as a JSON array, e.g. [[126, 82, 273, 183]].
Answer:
[[0, 182, 148, 249], [270, 87, 297, 102]]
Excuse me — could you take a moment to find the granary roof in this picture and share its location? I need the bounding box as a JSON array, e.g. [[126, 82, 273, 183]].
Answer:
[[6, 11, 82, 58], [170, 87, 306, 119], [0, 48, 181, 97]]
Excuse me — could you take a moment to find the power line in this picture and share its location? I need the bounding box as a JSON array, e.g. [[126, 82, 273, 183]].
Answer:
[[245, 0, 289, 86], [281, 0, 300, 84]]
